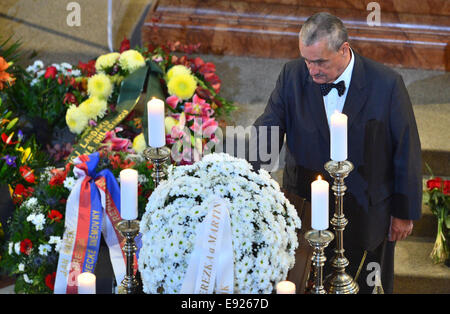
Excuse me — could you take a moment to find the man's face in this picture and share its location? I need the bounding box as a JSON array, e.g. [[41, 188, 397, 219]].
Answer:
[[299, 38, 349, 84]]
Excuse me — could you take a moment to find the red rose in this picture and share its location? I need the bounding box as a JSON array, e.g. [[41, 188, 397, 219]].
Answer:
[[48, 210, 63, 222], [444, 180, 450, 195], [20, 239, 33, 255], [119, 37, 130, 53], [427, 177, 443, 190], [45, 272, 56, 291], [44, 66, 58, 79]]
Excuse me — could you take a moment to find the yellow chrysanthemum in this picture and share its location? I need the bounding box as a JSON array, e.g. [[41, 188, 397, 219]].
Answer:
[[166, 65, 192, 82], [167, 73, 197, 100], [132, 133, 147, 154], [119, 49, 146, 73], [87, 73, 113, 100], [66, 105, 89, 134], [79, 97, 108, 120], [87, 73, 113, 99], [95, 52, 120, 72]]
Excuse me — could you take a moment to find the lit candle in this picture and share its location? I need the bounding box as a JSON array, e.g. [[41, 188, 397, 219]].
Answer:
[[276, 281, 296, 294], [330, 111, 347, 161], [147, 98, 166, 148], [77, 272, 96, 294], [311, 175, 329, 230], [120, 169, 138, 220]]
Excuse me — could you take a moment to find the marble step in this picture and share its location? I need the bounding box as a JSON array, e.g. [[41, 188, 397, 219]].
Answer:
[[142, 0, 450, 70], [394, 236, 450, 294]]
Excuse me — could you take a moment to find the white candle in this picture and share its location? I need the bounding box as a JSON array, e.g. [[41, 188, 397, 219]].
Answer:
[[147, 98, 166, 148], [311, 175, 329, 230], [120, 168, 138, 220], [330, 111, 347, 161], [77, 272, 96, 294], [276, 281, 296, 294]]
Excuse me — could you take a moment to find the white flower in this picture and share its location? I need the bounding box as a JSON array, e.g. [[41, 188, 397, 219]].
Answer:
[[49, 236, 62, 252], [27, 213, 46, 231], [139, 153, 301, 294], [23, 197, 38, 208], [14, 242, 21, 255], [23, 274, 33, 284], [18, 263, 25, 272], [63, 176, 76, 191], [39, 244, 52, 256]]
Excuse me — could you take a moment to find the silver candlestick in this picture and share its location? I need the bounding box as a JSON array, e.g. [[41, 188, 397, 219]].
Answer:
[[323, 160, 359, 294], [305, 229, 334, 294], [143, 146, 170, 188], [116, 219, 140, 294]]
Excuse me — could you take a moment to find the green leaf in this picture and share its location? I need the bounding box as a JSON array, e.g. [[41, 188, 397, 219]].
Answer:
[[5, 117, 18, 130]]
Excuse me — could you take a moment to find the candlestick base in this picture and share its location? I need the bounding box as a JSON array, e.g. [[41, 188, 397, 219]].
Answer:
[[116, 219, 140, 294], [143, 146, 171, 188], [305, 230, 334, 294]]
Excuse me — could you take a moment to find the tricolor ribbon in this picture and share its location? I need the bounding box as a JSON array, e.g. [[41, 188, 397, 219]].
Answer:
[[54, 152, 132, 294], [181, 197, 234, 294]]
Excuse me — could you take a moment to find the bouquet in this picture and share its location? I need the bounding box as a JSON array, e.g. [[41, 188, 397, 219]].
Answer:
[[0, 151, 154, 293], [139, 153, 301, 294], [423, 175, 450, 264]]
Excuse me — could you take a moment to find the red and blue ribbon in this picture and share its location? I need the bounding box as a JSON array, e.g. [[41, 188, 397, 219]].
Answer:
[[55, 152, 128, 294]]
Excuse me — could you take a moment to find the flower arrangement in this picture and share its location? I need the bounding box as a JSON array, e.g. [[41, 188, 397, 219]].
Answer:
[[423, 175, 450, 264], [0, 99, 44, 205], [139, 153, 301, 294], [0, 151, 155, 293], [4, 59, 85, 143]]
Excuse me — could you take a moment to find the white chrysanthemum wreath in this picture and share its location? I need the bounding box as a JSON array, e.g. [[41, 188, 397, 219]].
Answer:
[[139, 153, 301, 294]]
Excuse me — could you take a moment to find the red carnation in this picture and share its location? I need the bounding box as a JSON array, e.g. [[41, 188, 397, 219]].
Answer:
[[427, 177, 443, 190], [45, 272, 56, 291], [119, 37, 130, 53], [20, 239, 33, 255], [44, 66, 58, 79], [78, 60, 96, 77], [444, 180, 450, 195], [48, 210, 63, 222]]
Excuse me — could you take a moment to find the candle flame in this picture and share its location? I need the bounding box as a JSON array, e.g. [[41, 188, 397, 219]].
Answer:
[[317, 175, 322, 180]]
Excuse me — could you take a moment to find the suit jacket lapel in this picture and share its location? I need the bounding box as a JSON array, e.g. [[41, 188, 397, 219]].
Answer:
[[342, 53, 368, 130], [305, 75, 330, 144]]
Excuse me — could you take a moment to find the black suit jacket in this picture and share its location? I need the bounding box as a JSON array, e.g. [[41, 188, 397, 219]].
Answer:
[[251, 52, 422, 251]]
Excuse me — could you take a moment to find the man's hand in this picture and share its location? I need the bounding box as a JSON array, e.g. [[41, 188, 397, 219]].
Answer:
[[389, 217, 413, 242]]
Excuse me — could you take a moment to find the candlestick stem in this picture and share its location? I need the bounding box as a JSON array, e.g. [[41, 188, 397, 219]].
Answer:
[[116, 219, 140, 294], [323, 160, 359, 294], [143, 146, 171, 188], [305, 230, 334, 294]]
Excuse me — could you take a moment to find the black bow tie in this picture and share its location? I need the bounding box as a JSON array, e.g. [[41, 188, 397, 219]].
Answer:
[[320, 80, 346, 97]]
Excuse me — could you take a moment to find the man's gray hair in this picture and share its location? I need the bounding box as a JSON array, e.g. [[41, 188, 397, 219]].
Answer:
[[299, 12, 348, 51]]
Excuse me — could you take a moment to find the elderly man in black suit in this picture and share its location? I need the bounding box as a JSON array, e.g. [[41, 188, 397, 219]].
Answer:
[[249, 12, 422, 293]]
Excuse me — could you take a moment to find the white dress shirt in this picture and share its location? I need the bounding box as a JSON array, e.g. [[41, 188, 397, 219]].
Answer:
[[323, 48, 355, 127]]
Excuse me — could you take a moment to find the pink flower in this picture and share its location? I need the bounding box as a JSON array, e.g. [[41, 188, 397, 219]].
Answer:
[[184, 94, 213, 118], [166, 95, 180, 110], [189, 116, 218, 138], [102, 127, 131, 152]]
